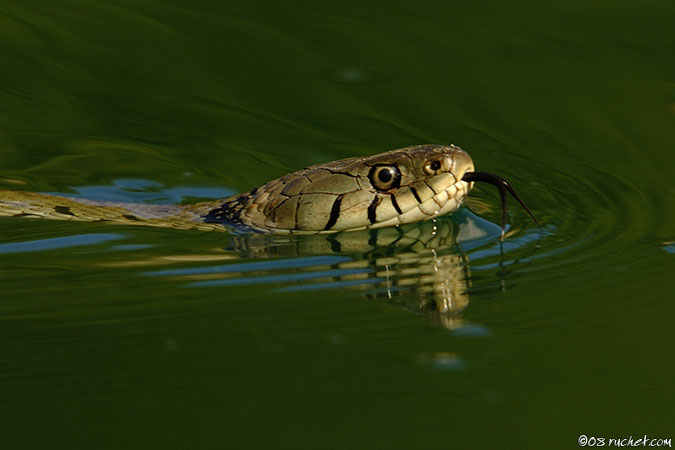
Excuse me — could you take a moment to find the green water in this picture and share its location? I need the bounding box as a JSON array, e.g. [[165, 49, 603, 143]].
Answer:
[[1, 1, 674, 449]]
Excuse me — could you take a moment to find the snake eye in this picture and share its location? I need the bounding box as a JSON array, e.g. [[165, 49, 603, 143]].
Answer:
[[369, 165, 401, 191], [424, 160, 442, 175]]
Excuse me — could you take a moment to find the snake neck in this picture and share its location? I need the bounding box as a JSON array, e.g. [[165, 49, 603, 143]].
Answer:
[[0, 190, 232, 232], [197, 189, 261, 232]]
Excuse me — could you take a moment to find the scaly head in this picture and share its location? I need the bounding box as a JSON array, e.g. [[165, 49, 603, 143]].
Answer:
[[211, 145, 478, 233]]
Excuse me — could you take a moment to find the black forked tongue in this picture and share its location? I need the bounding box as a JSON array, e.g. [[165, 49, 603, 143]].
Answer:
[[462, 171, 539, 241]]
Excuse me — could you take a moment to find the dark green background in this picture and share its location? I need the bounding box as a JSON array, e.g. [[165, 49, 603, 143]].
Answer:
[[1, 1, 673, 448]]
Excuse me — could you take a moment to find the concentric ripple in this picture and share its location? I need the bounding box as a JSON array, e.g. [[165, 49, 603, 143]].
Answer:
[[460, 148, 671, 297]]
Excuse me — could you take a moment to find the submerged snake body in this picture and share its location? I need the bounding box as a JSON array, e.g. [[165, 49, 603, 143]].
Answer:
[[0, 145, 476, 234]]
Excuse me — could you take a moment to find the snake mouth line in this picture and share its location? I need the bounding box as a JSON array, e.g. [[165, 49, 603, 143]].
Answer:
[[360, 179, 471, 232], [462, 171, 539, 240]]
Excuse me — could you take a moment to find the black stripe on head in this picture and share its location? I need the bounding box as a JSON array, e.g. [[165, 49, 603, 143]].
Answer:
[[368, 195, 381, 224], [389, 194, 402, 215], [324, 195, 343, 230], [410, 187, 422, 204]]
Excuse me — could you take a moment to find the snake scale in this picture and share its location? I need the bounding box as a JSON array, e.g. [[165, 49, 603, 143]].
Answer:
[[0, 145, 536, 237]]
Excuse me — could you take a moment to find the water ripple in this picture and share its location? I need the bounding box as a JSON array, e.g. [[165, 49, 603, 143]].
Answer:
[[0, 233, 123, 254]]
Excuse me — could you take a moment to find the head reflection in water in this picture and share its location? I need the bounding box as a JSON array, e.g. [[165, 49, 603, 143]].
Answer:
[[225, 218, 479, 329], [121, 213, 499, 329]]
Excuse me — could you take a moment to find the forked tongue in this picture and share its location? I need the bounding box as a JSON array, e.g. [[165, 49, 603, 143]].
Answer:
[[462, 171, 539, 241]]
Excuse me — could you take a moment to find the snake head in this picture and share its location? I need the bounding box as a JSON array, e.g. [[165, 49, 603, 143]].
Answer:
[[204, 144, 537, 238], [211, 144, 477, 233]]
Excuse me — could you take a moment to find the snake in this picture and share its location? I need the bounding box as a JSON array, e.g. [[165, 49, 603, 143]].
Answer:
[[0, 144, 537, 237]]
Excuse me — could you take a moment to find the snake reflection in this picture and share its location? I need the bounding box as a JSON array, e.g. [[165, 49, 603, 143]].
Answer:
[[121, 214, 501, 330]]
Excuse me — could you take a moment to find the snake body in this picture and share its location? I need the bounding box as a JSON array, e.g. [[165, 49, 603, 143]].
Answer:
[[0, 145, 477, 234]]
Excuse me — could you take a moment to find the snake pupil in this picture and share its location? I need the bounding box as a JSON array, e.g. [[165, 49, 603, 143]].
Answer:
[[430, 160, 441, 171], [378, 169, 392, 183]]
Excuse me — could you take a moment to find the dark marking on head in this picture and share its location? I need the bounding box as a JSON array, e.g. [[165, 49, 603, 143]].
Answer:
[[324, 195, 343, 230], [410, 187, 422, 204], [367, 195, 381, 224], [54, 206, 75, 216], [122, 214, 140, 221], [203, 195, 247, 225], [390, 194, 402, 215]]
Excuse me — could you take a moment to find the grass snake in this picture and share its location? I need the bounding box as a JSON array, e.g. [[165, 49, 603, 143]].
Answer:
[[0, 145, 537, 238]]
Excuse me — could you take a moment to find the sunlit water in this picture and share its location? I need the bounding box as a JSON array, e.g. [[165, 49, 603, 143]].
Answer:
[[1, 1, 674, 449]]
